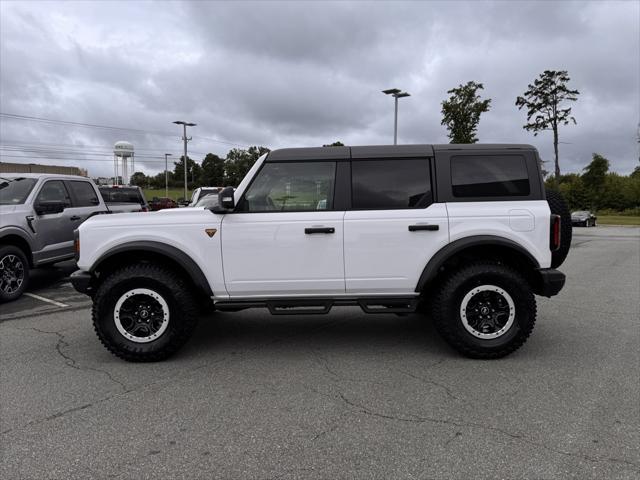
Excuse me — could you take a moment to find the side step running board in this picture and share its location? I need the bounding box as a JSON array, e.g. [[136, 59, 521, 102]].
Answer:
[[214, 297, 419, 315]]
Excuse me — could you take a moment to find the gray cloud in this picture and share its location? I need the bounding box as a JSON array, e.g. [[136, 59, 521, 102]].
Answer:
[[1, 0, 638, 177]]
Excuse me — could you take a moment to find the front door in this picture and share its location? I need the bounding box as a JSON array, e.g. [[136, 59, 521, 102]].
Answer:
[[31, 179, 74, 262], [222, 160, 345, 297]]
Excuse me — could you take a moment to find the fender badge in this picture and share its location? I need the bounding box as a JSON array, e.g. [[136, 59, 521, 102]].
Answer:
[[205, 228, 217, 238]]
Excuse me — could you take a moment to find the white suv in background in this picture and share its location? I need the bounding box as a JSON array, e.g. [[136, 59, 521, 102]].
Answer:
[[71, 144, 571, 362]]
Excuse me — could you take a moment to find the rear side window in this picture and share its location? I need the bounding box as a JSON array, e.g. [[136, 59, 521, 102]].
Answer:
[[68, 181, 99, 207], [451, 155, 530, 197], [100, 188, 144, 204], [351, 158, 432, 209]]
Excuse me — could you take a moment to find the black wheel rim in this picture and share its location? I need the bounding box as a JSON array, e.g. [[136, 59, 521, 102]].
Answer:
[[114, 289, 170, 343], [0, 254, 25, 294], [460, 285, 515, 339]]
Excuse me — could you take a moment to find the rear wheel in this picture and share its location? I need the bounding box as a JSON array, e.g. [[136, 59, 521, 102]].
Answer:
[[0, 245, 30, 303], [430, 261, 537, 359], [92, 263, 199, 362]]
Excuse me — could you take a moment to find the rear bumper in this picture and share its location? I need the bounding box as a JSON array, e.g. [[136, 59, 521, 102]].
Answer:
[[70, 270, 94, 296], [534, 268, 565, 297]]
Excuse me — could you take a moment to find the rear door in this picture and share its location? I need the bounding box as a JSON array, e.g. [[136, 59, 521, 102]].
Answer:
[[343, 154, 449, 294], [221, 157, 347, 297], [65, 180, 104, 229]]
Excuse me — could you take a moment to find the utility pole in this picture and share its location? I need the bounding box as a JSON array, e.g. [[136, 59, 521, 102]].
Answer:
[[382, 88, 411, 145], [173, 120, 196, 202], [164, 153, 172, 198]]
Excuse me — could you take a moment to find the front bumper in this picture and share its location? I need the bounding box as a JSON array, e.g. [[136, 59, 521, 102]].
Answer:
[[534, 268, 566, 297], [70, 270, 94, 296]]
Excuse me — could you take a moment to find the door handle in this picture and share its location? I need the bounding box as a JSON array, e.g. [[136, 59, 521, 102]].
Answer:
[[70, 215, 82, 221], [408, 224, 439, 232], [305, 227, 335, 234]]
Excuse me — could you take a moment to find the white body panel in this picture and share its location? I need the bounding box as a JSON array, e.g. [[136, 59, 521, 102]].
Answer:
[[77, 210, 228, 298], [344, 203, 449, 294], [446, 200, 552, 268], [221, 211, 345, 297]]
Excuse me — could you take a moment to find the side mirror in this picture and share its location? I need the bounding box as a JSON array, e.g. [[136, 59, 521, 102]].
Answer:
[[35, 200, 66, 215], [217, 186, 235, 211]]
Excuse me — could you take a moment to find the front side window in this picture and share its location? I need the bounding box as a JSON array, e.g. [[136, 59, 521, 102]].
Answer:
[[239, 162, 336, 212], [36, 180, 71, 206], [451, 155, 530, 197], [68, 181, 99, 207], [351, 158, 432, 209], [0, 177, 37, 205]]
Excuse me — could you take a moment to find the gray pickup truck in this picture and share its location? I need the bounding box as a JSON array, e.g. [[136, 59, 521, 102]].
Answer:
[[0, 173, 144, 302]]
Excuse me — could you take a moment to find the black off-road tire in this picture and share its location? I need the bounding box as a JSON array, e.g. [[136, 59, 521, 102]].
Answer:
[[546, 189, 572, 268], [92, 263, 199, 362], [430, 261, 537, 359], [0, 245, 30, 303]]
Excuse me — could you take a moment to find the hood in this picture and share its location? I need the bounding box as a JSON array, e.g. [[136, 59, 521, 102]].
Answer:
[[80, 208, 220, 230]]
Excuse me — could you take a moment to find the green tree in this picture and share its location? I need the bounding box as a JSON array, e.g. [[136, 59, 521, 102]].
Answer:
[[130, 171, 147, 188], [323, 141, 345, 147], [224, 146, 270, 186], [173, 156, 201, 188], [582, 153, 609, 209], [200, 153, 225, 186], [441, 81, 491, 144], [516, 70, 579, 178]]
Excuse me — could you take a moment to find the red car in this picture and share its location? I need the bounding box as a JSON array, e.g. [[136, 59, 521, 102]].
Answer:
[[149, 197, 178, 211]]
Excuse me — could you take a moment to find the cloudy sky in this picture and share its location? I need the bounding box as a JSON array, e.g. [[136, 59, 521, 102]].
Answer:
[[1, 0, 638, 178]]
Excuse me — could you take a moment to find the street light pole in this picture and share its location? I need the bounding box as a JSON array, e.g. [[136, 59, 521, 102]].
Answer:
[[173, 120, 196, 203], [382, 88, 411, 145], [164, 153, 172, 198]]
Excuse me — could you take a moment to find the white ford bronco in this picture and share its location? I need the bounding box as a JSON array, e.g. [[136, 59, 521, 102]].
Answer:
[[71, 144, 571, 362]]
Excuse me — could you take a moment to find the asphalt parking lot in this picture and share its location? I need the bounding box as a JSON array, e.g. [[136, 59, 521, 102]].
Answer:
[[1, 226, 639, 479]]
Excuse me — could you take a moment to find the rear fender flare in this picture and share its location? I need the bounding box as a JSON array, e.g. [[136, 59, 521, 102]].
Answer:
[[415, 235, 540, 292]]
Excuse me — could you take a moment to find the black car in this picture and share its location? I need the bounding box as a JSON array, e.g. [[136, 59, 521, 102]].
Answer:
[[571, 210, 597, 227]]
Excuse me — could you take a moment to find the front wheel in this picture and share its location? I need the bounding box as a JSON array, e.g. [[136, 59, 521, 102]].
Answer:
[[0, 245, 30, 303], [92, 263, 199, 362], [430, 261, 537, 359]]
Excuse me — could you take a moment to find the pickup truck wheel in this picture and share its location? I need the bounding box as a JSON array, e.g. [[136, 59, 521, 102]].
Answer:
[[0, 245, 29, 303], [92, 264, 199, 362], [430, 261, 536, 359]]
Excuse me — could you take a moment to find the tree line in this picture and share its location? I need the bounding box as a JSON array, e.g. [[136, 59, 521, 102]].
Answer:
[[130, 145, 271, 193]]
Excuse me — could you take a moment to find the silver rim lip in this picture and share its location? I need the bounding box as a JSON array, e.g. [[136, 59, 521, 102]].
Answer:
[[460, 284, 515, 339], [114, 288, 170, 343], [0, 254, 25, 294]]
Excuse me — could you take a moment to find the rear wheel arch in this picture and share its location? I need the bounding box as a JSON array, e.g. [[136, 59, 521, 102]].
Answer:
[[91, 242, 213, 300], [416, 236, 540, 293]]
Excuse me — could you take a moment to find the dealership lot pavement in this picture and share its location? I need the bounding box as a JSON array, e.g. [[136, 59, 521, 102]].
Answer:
[[1, 227, 639, 479]]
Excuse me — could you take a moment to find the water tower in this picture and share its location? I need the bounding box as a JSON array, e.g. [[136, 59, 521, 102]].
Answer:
[[113, 141, 134, 185]]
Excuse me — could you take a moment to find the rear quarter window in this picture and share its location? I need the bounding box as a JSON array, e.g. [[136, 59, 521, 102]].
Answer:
[[450, 155, 530, 197]]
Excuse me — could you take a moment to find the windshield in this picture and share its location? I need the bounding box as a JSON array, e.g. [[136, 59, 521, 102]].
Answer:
[[572, 211, 589, 216], [0, 177, 38, 205], [195, 195, 219, 208]]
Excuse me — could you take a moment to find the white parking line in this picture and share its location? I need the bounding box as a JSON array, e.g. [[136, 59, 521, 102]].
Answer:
[[24, 293, 69, 308]]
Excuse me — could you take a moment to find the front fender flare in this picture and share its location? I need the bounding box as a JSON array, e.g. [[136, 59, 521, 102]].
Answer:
[[91, 241, 213, 297]]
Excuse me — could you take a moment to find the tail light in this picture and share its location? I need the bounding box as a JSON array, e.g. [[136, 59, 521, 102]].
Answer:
[[73, 229, 80, 261], [550, 214, 561, 251], [141, 206, 148, 212]]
